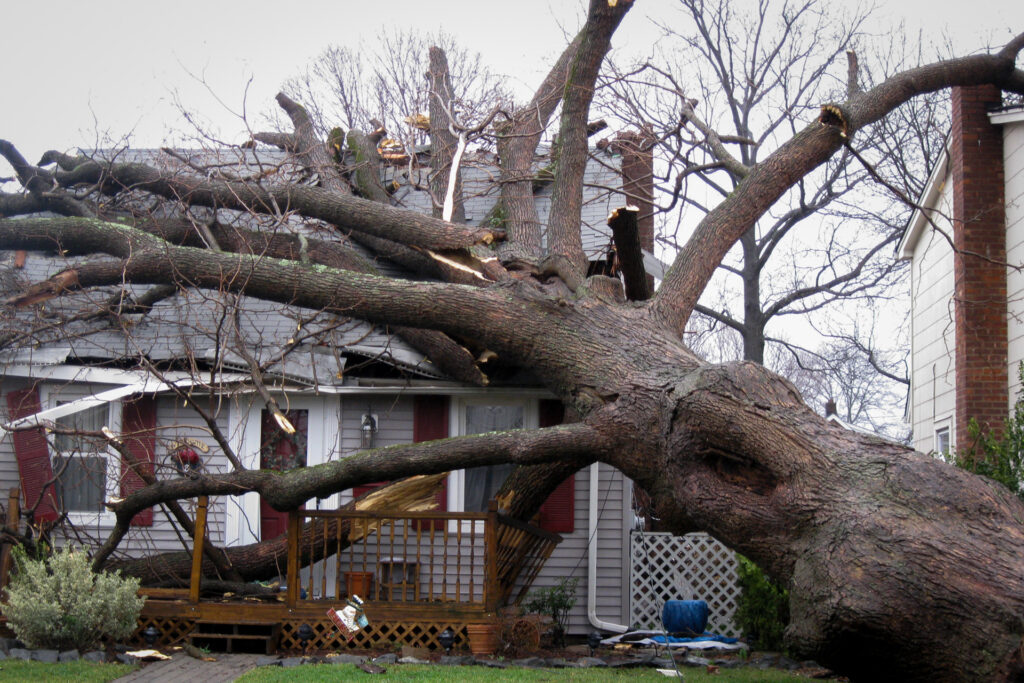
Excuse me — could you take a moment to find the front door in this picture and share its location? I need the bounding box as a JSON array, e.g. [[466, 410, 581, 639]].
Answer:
[[259, 408, 308, 540]]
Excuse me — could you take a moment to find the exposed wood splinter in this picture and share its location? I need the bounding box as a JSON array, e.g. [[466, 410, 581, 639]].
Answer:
[[818, 104, 850, 139], [6, 269, 80, 307]]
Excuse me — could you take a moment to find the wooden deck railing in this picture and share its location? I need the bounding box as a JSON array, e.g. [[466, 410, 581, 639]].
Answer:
[[282, 501, 562, 611], [0, 487, 560, 618]]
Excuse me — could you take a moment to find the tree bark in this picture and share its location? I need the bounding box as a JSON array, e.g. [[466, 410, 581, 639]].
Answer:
[[427, 47, 466, 225]]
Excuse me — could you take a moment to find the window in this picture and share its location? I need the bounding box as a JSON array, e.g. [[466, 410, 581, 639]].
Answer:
[[935, 425, 951, 456], [52, 402, 116, 516], [451, 399, 536, 514], [463, 404, 524, 511]]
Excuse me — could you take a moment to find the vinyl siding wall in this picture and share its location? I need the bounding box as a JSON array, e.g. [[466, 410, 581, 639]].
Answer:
[[1003, 119, 1024, 402], [907, 166, 957, 453], [0, 381, 231, 555]]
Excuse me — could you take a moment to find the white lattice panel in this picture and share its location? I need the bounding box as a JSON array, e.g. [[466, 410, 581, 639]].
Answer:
[[629, 531, 740, 637]]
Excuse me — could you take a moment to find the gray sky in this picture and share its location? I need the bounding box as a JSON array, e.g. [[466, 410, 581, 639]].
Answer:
[[1, 0, 1021, 179]]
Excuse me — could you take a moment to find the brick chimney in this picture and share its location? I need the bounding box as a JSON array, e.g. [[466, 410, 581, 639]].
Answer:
[[952, 85, 1007, 454]]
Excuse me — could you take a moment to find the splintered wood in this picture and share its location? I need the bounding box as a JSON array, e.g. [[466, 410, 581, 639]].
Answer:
[[348, 473, 446, 542]]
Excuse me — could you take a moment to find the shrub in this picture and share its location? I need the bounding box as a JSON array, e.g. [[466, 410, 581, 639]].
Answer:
[[2, 545, 144, 650], [524, 577, 577, 647], [734, 555, 789, 651], [952, 364, 1024, 499]]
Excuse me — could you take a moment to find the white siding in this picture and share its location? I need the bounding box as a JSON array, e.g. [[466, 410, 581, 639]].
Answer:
[[1004, 119, 1024, 402], [906, 166, 957, 453], [533, 462, 632, 634]]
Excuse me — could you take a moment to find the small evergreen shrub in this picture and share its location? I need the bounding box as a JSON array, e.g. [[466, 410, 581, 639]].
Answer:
[[734, 555, 789, 651], [2, 545, 144, 650], [524, 577, 578, 646]]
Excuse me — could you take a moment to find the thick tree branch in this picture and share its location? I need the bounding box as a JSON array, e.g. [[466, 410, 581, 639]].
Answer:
[[0, 217, 529, 353], [106, 421, 611, 524], [496, 34, 583, 262], [427, 47, 467, 225], [608, 206, 650, 301], [653, 34, 1024, 335], [546, 0, 633, 282], [47, 155, 498, 251], [273, 92, 352, 195]]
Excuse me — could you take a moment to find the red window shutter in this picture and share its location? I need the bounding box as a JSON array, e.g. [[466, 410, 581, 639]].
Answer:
[[5, 387, 59, 523], [538, 399, 574, 533], [121, 396, 157, 526], [413, 396, 449, 527]]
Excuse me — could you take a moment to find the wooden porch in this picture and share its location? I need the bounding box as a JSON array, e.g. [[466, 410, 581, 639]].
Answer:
[[0, 490, 561, 653]]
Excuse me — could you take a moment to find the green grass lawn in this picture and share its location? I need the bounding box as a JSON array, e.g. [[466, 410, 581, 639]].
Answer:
[[0, 660, 135, 682], [238, 662, 835, 682]]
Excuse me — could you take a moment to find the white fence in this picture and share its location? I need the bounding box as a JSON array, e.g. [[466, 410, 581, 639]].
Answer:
[[628, 531, 740, 637]]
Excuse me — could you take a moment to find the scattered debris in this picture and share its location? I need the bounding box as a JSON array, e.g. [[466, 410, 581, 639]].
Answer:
[[124, 649, 171, 661]]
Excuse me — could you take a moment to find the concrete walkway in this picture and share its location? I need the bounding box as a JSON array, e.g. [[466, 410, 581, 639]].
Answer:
[[112, 652, 267, 683]]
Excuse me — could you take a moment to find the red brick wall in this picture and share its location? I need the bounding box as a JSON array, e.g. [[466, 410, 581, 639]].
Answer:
[[952, 85, 1007, 453], [612, 131, 655, 252]]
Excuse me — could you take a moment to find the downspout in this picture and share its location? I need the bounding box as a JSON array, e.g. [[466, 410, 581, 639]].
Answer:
[[588, 462, 629, 633]]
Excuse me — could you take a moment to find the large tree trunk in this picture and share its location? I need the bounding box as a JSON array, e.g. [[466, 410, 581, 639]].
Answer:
[[560, 314, 1024, 683]]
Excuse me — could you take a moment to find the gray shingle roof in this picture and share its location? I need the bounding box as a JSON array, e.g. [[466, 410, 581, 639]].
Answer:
[[4, 145, 623, 384]]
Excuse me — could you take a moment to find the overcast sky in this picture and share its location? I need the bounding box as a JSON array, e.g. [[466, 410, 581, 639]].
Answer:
[[1, 0, 1021, 179]]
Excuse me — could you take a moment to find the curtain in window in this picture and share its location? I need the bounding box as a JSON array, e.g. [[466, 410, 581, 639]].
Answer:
[[53, 403, 108, 512], [464, 405, 523, 512]]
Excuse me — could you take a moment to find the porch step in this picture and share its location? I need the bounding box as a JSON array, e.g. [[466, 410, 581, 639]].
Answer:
[[188, 620, 281, 655]]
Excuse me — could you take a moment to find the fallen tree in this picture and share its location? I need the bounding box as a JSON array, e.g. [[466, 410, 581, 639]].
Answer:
[[2, 1, 1024, 680]]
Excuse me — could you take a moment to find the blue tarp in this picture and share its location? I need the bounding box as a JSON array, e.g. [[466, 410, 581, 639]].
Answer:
[[649, 633, 740, 645]]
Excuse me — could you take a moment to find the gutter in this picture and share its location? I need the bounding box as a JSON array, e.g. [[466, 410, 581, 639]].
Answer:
[[587, 462, 629, 633]]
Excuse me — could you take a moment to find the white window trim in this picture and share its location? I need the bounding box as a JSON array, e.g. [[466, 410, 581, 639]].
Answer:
[[40, 385, 121, 526], [447, 397, 537, 524], [934, 421, 952, 457], [225, 394, 340, 547]]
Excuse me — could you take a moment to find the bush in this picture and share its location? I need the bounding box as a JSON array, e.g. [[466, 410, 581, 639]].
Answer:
[[524, 577, 577, 647], [2, 545, 144, 650], [734, 555, 789, 651], [951, 364, 1024, 499]]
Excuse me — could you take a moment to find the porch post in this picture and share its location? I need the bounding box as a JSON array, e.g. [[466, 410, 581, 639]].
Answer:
[[484, 500, 499, 613], [189, 495, 209, 603], [286, 509, 300, 608]]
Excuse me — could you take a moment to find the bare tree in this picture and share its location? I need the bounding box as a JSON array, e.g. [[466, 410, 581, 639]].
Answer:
[[597, 0, 946, 371], [2, 2, 1024, 679], [279, 28, 511, 147]]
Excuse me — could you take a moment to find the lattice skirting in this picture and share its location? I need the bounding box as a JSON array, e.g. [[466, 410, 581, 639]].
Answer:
[[130, 614, 469, 652], [278, 620, 468, 652], [129, 615, 197, 648], [629, 531, 740, 638]]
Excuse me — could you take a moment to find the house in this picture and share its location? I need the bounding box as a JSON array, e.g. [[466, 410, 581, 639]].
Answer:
[[0, 134, 659, 645], [898, 86, 1024, 454]]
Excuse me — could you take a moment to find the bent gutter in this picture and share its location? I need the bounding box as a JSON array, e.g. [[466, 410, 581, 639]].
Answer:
[[588, 462, 629, 634]]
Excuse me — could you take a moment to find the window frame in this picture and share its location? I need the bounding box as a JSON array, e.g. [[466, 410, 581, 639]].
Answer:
[[934, 422, 952, 457], [40, 385, 120, 526], [448, 397, 538, 517]]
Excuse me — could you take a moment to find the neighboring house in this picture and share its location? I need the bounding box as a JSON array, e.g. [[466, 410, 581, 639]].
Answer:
[[0, 136, 655, 636], [898, 86, 1024, 455]]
